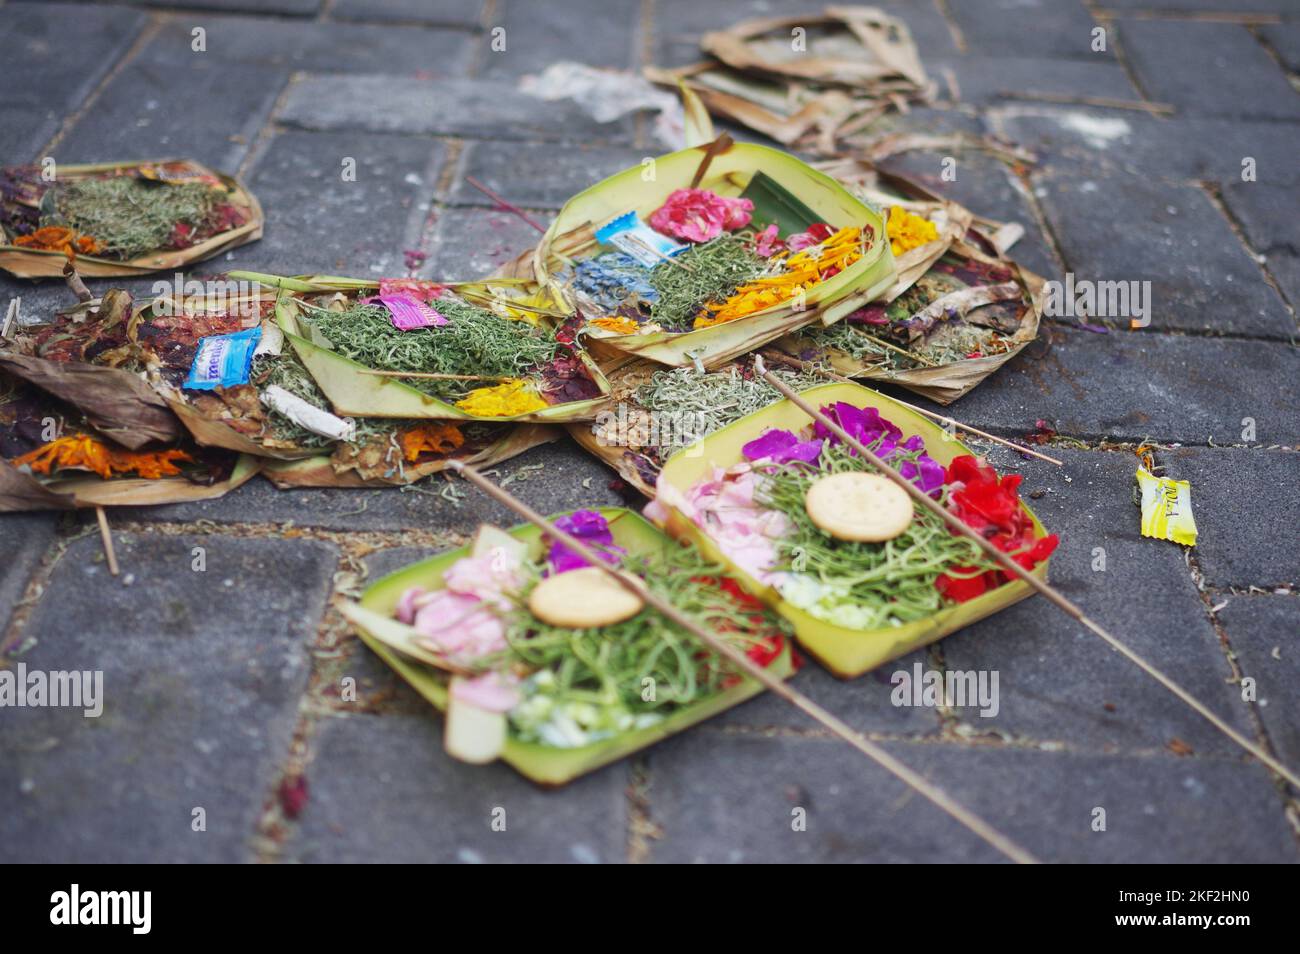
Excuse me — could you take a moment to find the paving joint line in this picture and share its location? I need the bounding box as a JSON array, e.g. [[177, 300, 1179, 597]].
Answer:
[[1182, 544, 1300, 845], [1197, 179, 1299, 330], [36, 14, 164, 161], [932, 0, 966, 54], [1086, 4, 1159, 106], [235, 70, 303, 180], [700, 721, 1267, 764], [0, 521, 88, 661]]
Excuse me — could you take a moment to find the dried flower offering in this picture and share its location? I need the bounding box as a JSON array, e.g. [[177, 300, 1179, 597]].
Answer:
[[0, 369, 251, 511], [649, 382, 1057, 677], [342, 509, 795, 783], [572, 205, 867, 338], [793, 244, 1042, 404], [0, 160, 261, 278], [534, 141, 894, 368]]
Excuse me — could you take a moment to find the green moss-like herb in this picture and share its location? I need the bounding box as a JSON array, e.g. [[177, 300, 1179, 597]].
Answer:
[[648, 234, 768, 331], [45, 178, 220, 259], [298, 298, 561, 402], [635, 364, 828, 449]]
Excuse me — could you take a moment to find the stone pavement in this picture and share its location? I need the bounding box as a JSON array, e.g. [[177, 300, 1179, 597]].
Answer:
[[0, 0, 1297, 863]]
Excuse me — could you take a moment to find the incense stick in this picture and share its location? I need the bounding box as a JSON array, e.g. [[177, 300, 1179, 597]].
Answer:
[[754, 356, 1300, 791], [95, 506, 119, 577], [449, 460, 1039, 865], [463, 176, 549, 234], [759, 351, 1064, 466], [359, 369, 514, 383]]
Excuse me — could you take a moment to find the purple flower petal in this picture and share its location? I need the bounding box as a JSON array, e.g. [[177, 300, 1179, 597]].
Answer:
[[812, 404, 946, 496], [548, 509, 625, 573], [742, 429, 823, 464]]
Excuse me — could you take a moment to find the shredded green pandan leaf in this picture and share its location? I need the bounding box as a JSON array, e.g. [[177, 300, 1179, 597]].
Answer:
[[635, 364, 828, 447], [758, 443, 998, 628], [298, 299, 561, 402], [492, 543, 788, 745], [648, 233, 768, 331], [45, 178, 220, 259]]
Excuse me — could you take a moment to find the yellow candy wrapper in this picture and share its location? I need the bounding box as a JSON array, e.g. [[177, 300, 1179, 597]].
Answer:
[[1136, 465, 1198, 546]]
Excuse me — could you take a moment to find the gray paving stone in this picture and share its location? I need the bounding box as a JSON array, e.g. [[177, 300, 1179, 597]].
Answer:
[[711, 647, 944, 735], [996, 109, 1300, 187], [1217, 595, 1300, 775], [279, 74, 635, 144], [938, 446, 1252, 756], [221, 129, 444, 278], [946, 0, 1108, 60], [479, 0, 640, 79], [449, 142, 648, 210], [332, 0, 486, 28], [1221, 181, 1300, 256], [0, 2, 147, 112], [1118, 20, 1300, 121], [141, 14, 474, 77], [53, 59, 290, 172], [0, 513, 58, 638], [122, 438, 626, 533], [891, 325, 1300, 446], [1099, 0, 1299, 16], [1161, 447, 1300, 589], [424, 204, 551, 278], [364, 544, 442, 583], [935, 55, 1139, 107], [0, 106, 61, 167], [1031, 167, 1292, 337], [0, 2, 146, 163], [644, 733, 1298, 862], [0, 532, 334, 862], [1261, 21, 1300, 74], [877, 149, 1061, 279], [285, 712, 628, 862]]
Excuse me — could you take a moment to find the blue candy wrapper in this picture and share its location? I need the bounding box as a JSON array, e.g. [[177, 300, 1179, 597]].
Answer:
[[184, 326, 263, 390], [595, 211, 686, 268]]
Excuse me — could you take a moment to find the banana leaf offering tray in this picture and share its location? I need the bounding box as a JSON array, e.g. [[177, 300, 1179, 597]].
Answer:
[[125, 284, 555, 483], [235, 273, 611, 425], [0, 363, 257, 512], [341, 507, 794, 785], [0, 159, 262, 279], [647, 381, 1057, 677], [534, 140, 895, 368], [782, 239, 1044, 405]]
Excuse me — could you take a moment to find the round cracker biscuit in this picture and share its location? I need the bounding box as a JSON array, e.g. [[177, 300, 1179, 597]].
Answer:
[[528, 566, 645, 628], [805, 472, 914, 542]]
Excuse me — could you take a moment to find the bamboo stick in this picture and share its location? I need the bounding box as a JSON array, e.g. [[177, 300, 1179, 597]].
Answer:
[[464, 176, 549, 234], [95, 506, 119, 577], [760, 351, 1064, 466], [359, 370, 514, 383], [449, 460, 1040, 865], [754, 356, 1300, 791]]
